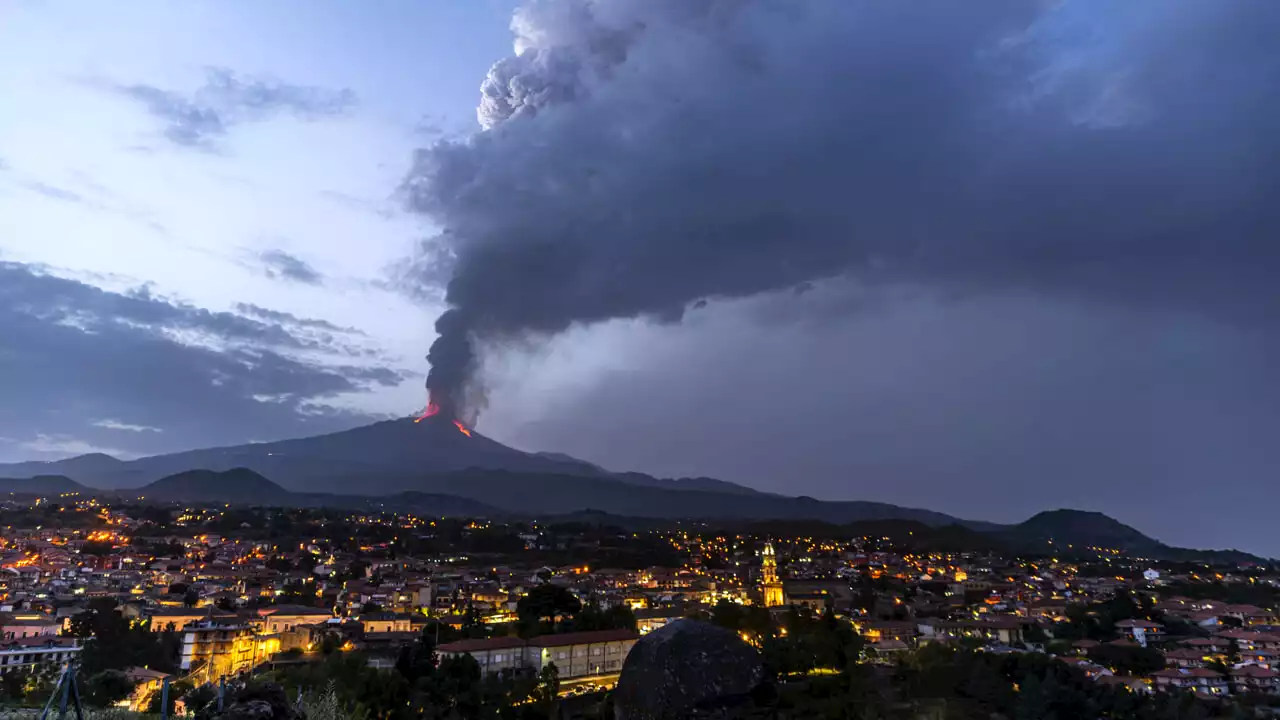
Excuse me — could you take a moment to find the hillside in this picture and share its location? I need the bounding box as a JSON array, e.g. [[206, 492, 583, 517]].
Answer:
[[0, 475, 89, 495], [0, 416, 751, 497], [134, 468, 291, 504], [1002, 509, 1158, 552], [359, 468, 975, 526]]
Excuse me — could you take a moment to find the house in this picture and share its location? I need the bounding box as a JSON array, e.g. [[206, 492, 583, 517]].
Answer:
[[359, 612, 414, 635], [1071, 639, 1100, 656], [1231, 665, 1280, 694], [1097, 675, 1152, 694], [1163, 648, 1210, 669], [1115, 619, 1165, 646], [1150, 668, 1227, 696], [438, 628, 639, 680], [1059, 657, 1112, 679], [124, 667, 172, 711]]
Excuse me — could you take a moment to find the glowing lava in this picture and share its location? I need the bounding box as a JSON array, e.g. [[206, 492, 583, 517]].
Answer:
[[414, 400, 472, 437], [414, 402, 440, 423]]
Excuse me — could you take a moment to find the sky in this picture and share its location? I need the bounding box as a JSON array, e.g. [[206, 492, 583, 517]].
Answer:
[[2, 0, 1279, 556]]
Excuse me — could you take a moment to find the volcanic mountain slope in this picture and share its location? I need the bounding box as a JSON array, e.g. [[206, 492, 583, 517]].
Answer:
[[0, 415, 620, 491]]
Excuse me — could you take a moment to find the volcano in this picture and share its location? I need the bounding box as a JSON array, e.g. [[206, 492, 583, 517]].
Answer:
[[414, 402, 472, 437], [0, 415, 605, 491]]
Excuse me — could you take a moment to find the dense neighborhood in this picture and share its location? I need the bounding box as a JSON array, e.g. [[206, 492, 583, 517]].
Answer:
[[0, 494, 1278, 717]]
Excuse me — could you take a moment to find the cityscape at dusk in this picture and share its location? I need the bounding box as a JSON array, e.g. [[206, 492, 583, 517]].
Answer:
[[2, 0, 1279, 717]]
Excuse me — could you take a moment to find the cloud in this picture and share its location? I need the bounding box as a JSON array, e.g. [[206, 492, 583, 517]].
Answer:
[[257, 249, 325, 285], [400, 0, 1280, 418], [19, 181, 88, 204], [13, 434, 137, 460], [234, 303, 359, 334], [92, 419, 163, 433], [110, 67, 357, 149], [0, 262, 406, 461]]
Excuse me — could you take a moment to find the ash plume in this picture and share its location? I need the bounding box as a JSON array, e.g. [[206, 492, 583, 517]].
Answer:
[[405, 0, 1280, 421]]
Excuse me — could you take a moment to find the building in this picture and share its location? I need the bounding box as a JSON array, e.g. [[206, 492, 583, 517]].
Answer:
[[1115, 619, 1165, 646], [760, 543, 785, 608], [180, 622, 282, 680], [529, 630, 637, 679], [0, 637, 81, 674], [0, 617, 59, 640], [1232, 665, 1280, 694], [148, 608, 218, 633], [255, 605, 333, 634], [1151, 668, 1228, 696], [437, 636, 528, 676], [635, 608, 683, 636], [124, 667, 172, 711], [438, 628, 639, 680]]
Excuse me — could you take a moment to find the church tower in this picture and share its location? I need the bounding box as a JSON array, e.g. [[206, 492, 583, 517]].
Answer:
[[761, 542, 785, 607]]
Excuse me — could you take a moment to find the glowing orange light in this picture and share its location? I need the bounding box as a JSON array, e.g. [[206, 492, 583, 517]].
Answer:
[[413, 402, 441, 423], [453, 420, 472, 437]]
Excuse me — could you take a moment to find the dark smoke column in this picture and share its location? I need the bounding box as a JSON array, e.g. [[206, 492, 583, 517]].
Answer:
[[406, 0, 1280, 427], [425, 308, 474, 421]]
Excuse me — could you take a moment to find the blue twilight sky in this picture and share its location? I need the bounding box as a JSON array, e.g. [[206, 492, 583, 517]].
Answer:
[[3, 1, 1279, 556], [0, 0, 515, 448]]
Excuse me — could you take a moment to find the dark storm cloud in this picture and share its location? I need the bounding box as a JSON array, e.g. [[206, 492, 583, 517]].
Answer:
[[112, 67, 357, 149], [497, 293, 1280, 555], [401, 0, 1280, 416], [257, 249, 325, 285], [0, 262, 404, 460]]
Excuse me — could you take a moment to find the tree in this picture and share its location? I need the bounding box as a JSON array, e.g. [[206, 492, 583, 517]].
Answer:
[[517, 584, 581, 633], [82, 670, 135, 708], [533, 663, 560, 717], [1088, 644, 1165, 676], [73, 599, 179, 674]]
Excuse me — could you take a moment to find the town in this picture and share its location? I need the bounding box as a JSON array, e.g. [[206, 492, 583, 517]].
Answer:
[[1, 494, 1278, 718]]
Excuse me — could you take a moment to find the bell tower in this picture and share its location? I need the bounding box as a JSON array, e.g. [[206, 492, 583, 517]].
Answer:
[[761, 542, 784, 607]]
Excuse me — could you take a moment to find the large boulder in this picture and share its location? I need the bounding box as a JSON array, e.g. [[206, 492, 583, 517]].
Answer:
[[613, 619, 765, 720]]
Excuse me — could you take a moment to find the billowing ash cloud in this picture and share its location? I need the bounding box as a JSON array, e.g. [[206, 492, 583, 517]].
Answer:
[[402, 0, 1280, 421]]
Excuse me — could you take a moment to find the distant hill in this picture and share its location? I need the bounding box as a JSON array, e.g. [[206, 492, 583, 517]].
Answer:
[[1001, 509, 1157, 552], [0, 454, 123, 481], [0, 419, 1263, 560], [346, 467, 976, 527], [0, 475, 89, 495], [613, 472, 768, 496], [133, 468, 290, 504]]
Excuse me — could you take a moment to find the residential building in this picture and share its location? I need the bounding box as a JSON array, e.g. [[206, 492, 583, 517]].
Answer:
[[0, 637, 81, 674], [1232, 665, 1280, 694], [1151, 668, 1228, 696], [179, 622, 281, 680], [438, 629, 639, 680]]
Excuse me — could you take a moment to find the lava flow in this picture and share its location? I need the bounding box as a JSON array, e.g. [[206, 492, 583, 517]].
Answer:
[[414, 402, 440, 422], [414, 401, 473, 437]]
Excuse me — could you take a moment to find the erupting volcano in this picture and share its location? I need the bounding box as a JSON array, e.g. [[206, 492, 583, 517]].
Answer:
[[414, 399, 473, 437]]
